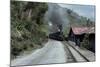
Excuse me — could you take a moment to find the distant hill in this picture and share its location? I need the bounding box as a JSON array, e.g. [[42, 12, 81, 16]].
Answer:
[[60, 6, 95, 36], [63, 7, 95, 27]]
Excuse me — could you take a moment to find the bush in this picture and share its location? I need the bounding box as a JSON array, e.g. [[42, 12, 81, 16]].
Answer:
[[80, 34, 90, 49]]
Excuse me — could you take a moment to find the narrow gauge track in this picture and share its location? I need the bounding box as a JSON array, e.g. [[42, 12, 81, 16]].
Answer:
[[64, 42, 90, 62], [49, 32, 89, 62]]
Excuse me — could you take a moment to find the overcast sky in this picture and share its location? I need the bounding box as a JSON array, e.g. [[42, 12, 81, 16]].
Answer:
[[58, 4, 95, 21]]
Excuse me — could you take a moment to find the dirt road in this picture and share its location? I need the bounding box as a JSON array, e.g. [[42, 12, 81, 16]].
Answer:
[[11, 39, 67, 66]]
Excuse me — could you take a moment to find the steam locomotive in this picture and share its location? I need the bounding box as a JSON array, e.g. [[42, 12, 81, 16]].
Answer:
[[49, 32, 65, 41], [48, 24, 68, 41]]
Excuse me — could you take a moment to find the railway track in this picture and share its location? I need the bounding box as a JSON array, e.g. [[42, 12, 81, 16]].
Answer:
[[63, 42, 89, 62]]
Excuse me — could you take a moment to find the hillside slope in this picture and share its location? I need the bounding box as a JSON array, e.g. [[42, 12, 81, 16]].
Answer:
[[11, 1, 48, 59]]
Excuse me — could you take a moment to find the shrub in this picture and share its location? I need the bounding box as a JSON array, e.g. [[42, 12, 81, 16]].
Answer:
[[80, 34, 90, 49]]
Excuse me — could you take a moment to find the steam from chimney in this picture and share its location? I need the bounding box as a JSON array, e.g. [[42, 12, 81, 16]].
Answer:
[[44, 3, 69, 33]]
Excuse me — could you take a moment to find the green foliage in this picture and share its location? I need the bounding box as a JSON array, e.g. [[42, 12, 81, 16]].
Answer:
[[66, 8, 94, 27], [63, 8, 95, 36], [80, 34, 90, 49], [11, 1, 48, 59], [63, 26, 70, 37]]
